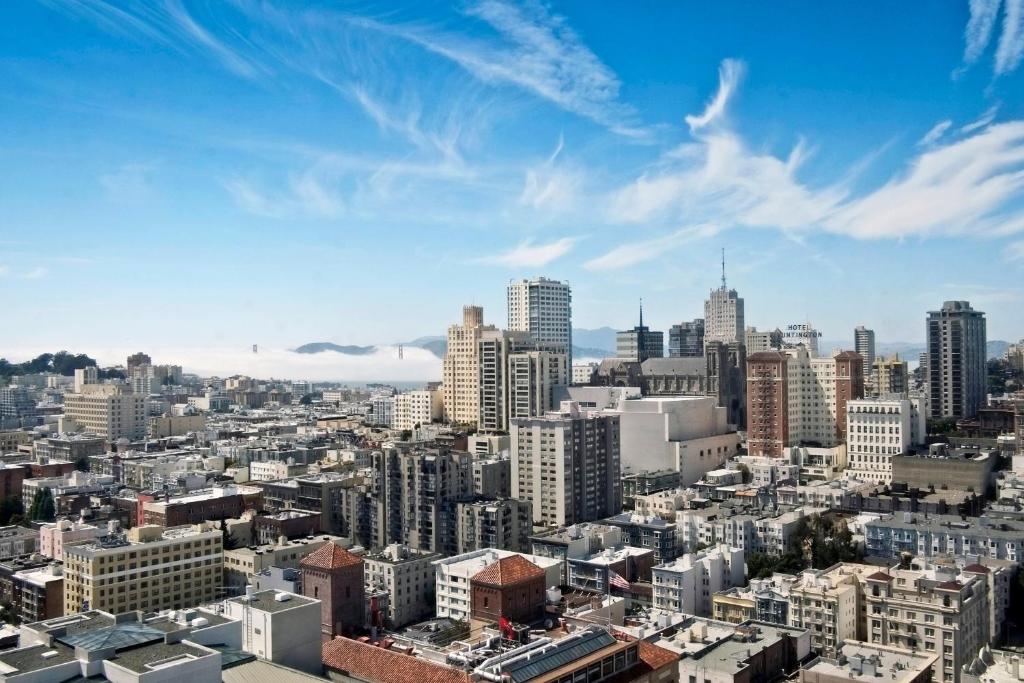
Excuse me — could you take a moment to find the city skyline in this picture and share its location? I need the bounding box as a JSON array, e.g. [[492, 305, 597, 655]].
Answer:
[[1, 1, 1023, 376]]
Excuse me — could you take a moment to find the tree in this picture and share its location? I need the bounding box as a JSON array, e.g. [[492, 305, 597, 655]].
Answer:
[[299, 393, 313, 406], [736, 464, 751, 484], [28, 488, 56, 522], [220, 519, 240, 550], [74, 455, 90, 472], [0, 497, 23, 525]]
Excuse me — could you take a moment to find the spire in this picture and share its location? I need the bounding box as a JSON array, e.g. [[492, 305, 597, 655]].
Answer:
[[721, 247, 727, 289], [639, 298, 644, 328]]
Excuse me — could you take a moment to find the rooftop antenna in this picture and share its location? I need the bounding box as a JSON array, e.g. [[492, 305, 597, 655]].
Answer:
[[721, 248, 727, 289], [639, 298, 644, 328]]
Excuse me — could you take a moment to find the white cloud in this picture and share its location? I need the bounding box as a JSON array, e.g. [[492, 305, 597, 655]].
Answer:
[[960, 104, 1000, 133], [224, 161, 346, 219], [960, 0, 1024, 75], [483, 238, 577, 268], [996, 0, 1024, 74], [519, 135, 581, 212], [606, 59, 1024, 248], [583, 224, 719, 271], [919, 120, 952, 146], [354, 0, 641, 135], [964, 0, 1004, 64], [684, 59, 744, 133]]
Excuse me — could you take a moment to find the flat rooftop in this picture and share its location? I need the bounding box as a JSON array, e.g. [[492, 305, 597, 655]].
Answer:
[[0, 642, 77, 675], [803, 642, 936, 682], [226, 590, 317, 613], [108, 640, 212, 673]]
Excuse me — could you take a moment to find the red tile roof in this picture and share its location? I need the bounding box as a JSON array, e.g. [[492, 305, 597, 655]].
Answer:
[[866, 571, 893, 581], [963, 564, 990, 574], [323, 637, 471, 683], [602, 641, 678, 683], [301, 541, 363, 570], [936, 580, 963, 590], [471, 555, 544, 587]]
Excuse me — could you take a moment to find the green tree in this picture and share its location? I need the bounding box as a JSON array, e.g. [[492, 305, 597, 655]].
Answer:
[[28, 488, 56, 522], [299, 393, 313, 406], [0, 497, 23, 525], [736, 464, 751, 484]]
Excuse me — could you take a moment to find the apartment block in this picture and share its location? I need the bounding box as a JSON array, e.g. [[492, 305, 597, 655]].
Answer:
[[443, 305, 491, 425], [788, 563, 877, 657], [63, 385, 147, 442], [511, 403, 621, 527], [363, 543, 440, 628], [865, 513, 1024, 562], [846, 397, 927, 484], [62, 523, 223, 614], [651, 544, 745, 617], [926, 301, 987, 420], [392, 389, 443, 431], [506, 277, 572, 363]]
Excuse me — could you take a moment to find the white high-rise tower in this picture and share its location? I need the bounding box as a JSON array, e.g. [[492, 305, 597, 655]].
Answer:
[[704, 249, 744, 343], [507, 277, 572, 362]]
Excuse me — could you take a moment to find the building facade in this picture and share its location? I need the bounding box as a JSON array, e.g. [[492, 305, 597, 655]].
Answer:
[[506, 277, 572, 363], [668, 319, 705, 358], [926, 301, 987, 420]]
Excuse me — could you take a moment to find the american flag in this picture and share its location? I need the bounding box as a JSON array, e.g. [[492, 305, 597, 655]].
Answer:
[[608, 570, 630, 590]]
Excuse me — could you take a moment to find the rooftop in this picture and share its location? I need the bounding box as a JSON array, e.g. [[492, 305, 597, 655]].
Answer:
[[300, 541, 363, 570], [472, 555, 544, 586], [803, 641, 937, 683], [227, 589, 318, 614]]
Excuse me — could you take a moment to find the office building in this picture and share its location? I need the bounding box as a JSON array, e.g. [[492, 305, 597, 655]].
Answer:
[[72, 366, 98, 393], [392, 389, 443, 431], [873, 355, 910, 397], [63, 384, 147, 441], [62, 523, 222, 614], [223, 536, 340, 595], [507, 277, 572, 362], [651, 545, 745, 617], [443, 305, 492, 425], [222, 589, 323, 674], [669, 319, 705, 357], [617, 305, 664, 362], [0, 386, 37, 422], [705, 255, 744, 343], [511, 403, 621, 527], [926, 301, 987, 419], [845, 397, 926, 484], [368, 395, 393, 428], [855, 326, 876, 370], [747, 348, 864, 457], [363, 543, 440, 628], [746, 327, 784, 353]]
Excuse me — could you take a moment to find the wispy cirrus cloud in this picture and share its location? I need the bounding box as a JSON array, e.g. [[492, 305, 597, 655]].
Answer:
[[1007, 240, 1024, 262], [961, 104, 1000, 133], [481, 237, 578, 268], [684, 59, 744, 133], [584, 225, 719, 271], [919, 120, 952, 146], [0, 264, 49, 280], [601, 58, 1024, 254], [960, 0, 1024, 76], [99, 162, 158, 203], [518, 135, 582, 213]]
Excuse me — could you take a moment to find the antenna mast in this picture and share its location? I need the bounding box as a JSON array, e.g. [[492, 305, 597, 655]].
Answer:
[[721, 248, 727, 289]]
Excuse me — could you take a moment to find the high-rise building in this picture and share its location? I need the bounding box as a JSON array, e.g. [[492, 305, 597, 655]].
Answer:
[[479, 330, 568, 432], [616, 302, 663, 362], [668, 319, 705, 357], [854, 325, 876, 370], [511, 403, 621, 527], [63, 384, 147, 441], [506, 277, 572, 363], [0, 386, 37, 422], [872, 355, 909, 397], [442, 305, 492, 425], [926, 301, 987, 419], [125, 352, 152, 370], [704, 251, 744, 343], [746, 347, 864, 456], [62, 523, 222, 614]]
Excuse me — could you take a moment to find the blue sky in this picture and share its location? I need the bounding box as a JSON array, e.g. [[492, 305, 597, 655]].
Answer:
[[2, 0, 1024, 377]]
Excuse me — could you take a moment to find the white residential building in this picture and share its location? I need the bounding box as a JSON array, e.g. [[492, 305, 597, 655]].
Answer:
[[392, 389, 443, 431], [38, 518, 102, 561], [433, 548, 561, 623], [846, 397, 926, 485], [364, 544, 441, 629], [63, 384, 147, 441], [651, 544, 744, 617]]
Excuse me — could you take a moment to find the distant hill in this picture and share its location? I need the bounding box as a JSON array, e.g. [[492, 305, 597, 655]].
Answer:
[[573, 327, 617, 355], [293, 342, 376, 355], [405, 336, 447, 359], [819, 340, 1010, 362]]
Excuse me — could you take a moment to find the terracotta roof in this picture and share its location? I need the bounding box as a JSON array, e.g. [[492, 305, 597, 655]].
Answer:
[[936, 580, 963, 590], [471, 555, 544, 586], [963, 564, 990, 574], [866, 571, 893, 581], [323, 637, 470, 683], [300, 542, 363, 570], [602, 641, 678, 683]]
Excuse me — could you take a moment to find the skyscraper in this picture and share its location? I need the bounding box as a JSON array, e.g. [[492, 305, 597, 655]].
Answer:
[[854, 325, 876, 369], [442, 305, 493, 425], [926, 300, 987, 419], [616, 301, 664, 362], [704, 250, 744, 343], [506, 277, 572, 362], [668, 319, 705, 357]]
